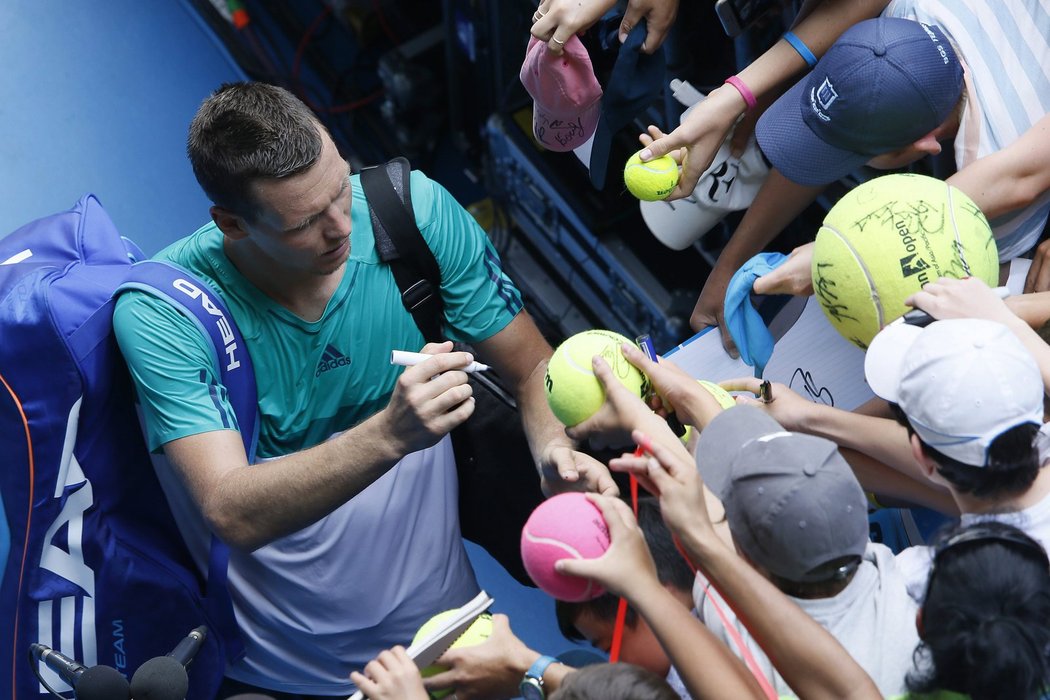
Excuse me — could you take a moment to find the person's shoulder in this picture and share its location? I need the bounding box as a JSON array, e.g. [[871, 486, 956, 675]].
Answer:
[[894, 543, 934, 601], [113, 283, 197, 334], [114, 220, 224, 331], [867, 540, 904, 568], [880, 0, 915, 20], [406, 168, 445, 213], [154, 220, 224, 271]]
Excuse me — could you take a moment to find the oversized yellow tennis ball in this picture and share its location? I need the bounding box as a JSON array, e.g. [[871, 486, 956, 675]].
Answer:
[[624, 151, 679, 201], [811, 173, 998, 349], [545, 330, 651, 427], [679, 381, 737, 443], [413, 612, 493, 698]]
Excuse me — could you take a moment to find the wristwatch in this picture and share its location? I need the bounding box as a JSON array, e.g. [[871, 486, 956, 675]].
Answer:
[[519, 655, 558, 700]]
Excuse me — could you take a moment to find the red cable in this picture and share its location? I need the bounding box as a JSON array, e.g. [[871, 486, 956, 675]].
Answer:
[[614, 441, 776, 698], [292, 6, 331, 85], [2, 372, 34, 699], [293, 5, 385, 114], [608, 463, 642, 663], [327, 89, 384, 113], [370, 0, 400, 44]]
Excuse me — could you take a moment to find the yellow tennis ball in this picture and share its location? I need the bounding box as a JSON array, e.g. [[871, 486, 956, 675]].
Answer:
[[698, 379, 737, 410], [679, 381, 737, 443], [545, 330, 651, 427], [624, 151, 679, 201], [811, 173, 998, 349], [413, 612, 493, 699]]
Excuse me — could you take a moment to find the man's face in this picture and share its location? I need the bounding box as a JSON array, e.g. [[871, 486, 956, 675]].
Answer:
[[571, 608, 671, 677], [240, 128, 353, 276]]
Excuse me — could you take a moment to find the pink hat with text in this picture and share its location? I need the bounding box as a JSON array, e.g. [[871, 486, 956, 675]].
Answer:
[[520, 36, 602, 152]]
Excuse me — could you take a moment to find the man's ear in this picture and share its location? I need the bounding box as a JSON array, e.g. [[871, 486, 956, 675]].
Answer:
[[211, 205, 250, 241], [911, 131, 943, 158], [910, 433, 940, 480]]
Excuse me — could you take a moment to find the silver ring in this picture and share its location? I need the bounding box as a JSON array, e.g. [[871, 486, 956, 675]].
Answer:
[[534, 9, 545, 19], [551, 36, 565, 45]]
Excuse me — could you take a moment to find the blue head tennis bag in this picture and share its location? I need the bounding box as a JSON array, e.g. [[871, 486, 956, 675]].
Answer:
[[0, 195, 256, 698]]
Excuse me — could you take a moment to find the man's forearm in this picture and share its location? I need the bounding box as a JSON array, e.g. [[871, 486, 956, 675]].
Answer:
[[171, 410, 410, 551], [631, 583, 764, 700], [841, 447, 956, 514], [796, 405, 926, 481], [516, 355, 571, 469], [734, 0, 889, 104], [714, 170, 825, 275], [1003, 315, 1050, 394], [947, 112, 1050, 220], [677, 525, 881, 700]]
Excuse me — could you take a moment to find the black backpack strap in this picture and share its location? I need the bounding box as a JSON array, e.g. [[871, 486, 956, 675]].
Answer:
[[361, 157, 445, 344]]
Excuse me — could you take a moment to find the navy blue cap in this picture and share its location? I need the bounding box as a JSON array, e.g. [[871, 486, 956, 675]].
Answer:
[[756, 18, 963, 186], [588, 21, 666, 189]]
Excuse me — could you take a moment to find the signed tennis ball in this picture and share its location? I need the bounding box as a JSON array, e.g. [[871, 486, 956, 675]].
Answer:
[[811, 173, 998, 349], [412, 612, 493, 698], [544, 330, 651, 427], [624, 151, 679, 201]]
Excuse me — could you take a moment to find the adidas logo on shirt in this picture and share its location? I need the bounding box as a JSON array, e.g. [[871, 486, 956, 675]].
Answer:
[[315, 344, 351, 377]]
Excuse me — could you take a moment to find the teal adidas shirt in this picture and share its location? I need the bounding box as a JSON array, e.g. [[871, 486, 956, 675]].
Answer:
[[114, 170, 523, 458]]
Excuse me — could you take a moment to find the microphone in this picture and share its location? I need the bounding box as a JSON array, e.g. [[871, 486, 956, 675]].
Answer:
[[129, 626, 207, 700], [29, 643, 130, 700], [168, 625, 208, 666]]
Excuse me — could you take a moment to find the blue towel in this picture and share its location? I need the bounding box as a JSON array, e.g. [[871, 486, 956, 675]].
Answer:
[[723, 252, 787, 377]]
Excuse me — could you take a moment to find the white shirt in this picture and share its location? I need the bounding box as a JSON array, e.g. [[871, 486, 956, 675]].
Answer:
[[883, 0, 1050, 260], [897, 486, 1050, 601], [153, 435, 479, 695], [694, 543, 919, 697]]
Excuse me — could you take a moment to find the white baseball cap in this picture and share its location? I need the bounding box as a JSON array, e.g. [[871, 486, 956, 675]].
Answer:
[[864, 319, 1045, 466]]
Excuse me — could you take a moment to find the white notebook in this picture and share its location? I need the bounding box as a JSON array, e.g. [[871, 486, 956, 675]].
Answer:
[[346, 590, 494, 700]]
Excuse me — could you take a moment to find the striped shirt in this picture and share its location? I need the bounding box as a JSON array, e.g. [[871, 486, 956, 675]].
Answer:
[[885, 0, 1050, 260]]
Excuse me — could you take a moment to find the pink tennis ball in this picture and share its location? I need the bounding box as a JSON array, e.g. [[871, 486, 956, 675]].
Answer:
[[520, 493, 611, 602]]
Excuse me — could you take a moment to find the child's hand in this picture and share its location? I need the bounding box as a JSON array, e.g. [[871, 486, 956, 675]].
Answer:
[[617, 343, 725, 428], [566, 355, 666, 447], [555, 494, 661, 600], [718, 377, 816, 431], [350, 646, 429, 700], [610, 430, 715, 543], [906, 276, 1014, 325], [752, 242, 815, 297]]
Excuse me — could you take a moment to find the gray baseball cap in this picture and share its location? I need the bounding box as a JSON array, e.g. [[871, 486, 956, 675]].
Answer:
[[696, 406, 868, 583]]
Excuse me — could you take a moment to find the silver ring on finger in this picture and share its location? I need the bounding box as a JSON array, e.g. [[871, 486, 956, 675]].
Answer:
[[551, 36, 565, 45]]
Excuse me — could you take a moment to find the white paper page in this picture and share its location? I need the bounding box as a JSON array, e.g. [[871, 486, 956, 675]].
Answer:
[[1007, 257, 1031, 294], [664, 296, 874, 411]]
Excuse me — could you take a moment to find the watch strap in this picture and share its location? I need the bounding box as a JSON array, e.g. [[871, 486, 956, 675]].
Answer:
[[526, 655, 557, 681]]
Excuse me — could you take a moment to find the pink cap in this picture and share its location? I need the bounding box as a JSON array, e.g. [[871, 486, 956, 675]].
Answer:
[[519, 36, 602, 152]]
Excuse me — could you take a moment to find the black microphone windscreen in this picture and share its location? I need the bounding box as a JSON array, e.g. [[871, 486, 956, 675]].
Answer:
[[74, 665, 130, 700], [129, 656, 189, 700]]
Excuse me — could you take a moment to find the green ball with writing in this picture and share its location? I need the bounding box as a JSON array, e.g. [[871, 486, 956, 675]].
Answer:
[[810, 173, 998, 349], [412, 612, 493, 699], [544, 330, 651, 427]]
